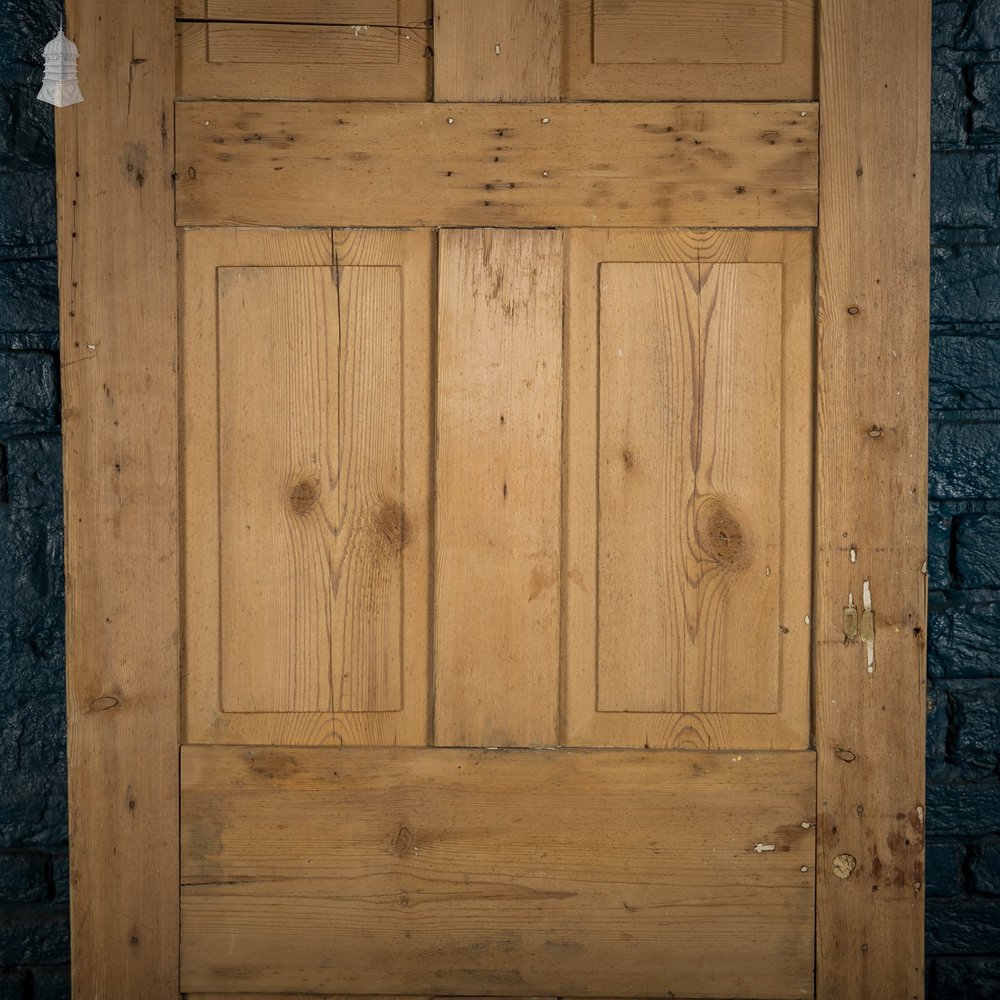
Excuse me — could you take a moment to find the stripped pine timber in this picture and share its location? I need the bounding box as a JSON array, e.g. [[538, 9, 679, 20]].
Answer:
[[59, 0, 179, 996], [174, 0, 427, 21], [815, 0, 930, 997], [181, 747, 816, 997], [433, 0, 561, 101], [434, 230, 562, 747], [564, 229, 812, 749], [181, 228, 432, 746], [175, 101, 819, 229], [176, 17, 431, 101], [562, 0, 816, 101]]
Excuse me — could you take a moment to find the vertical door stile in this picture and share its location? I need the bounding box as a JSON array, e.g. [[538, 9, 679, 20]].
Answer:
[[432, 1, 565, 748]]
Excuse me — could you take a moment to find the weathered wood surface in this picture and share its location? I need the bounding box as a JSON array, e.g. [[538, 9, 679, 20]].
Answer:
[[59, 0, 180, 997], [181, 228, 432, 746], [564, 229, 813, 749], [433, 0, 561, 101], [181, 747, 816, 997], [434, 230, 562, 748], [176, 16, 431, 101], [174, 0, 427, 24], [814, 0, 930, 997], [175, 101, 819, 229], [563, 0, 816, 100]]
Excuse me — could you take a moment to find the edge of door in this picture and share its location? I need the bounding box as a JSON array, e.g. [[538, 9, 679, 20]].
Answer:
[[815, 0, 930, 997], [58, 0, 180, 995]]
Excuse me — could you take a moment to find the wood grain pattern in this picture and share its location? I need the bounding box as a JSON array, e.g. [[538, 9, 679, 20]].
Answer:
[[181, 746, 816, 997], [176, 18, 431, 100], [814, 0, 929, 996], [435, 230, 562, 748], [596, 261, 782, 714], [175, 101, 819, 229], [181, 228, 432, 745], [564, 229, 813, 748], [59, 0, 179, 997], [175, 0, 426, 24], [216, 263, 403, 714], [433, 0, 561, 101], [594, 0, 784, 65], [563, 0, 816, 100]]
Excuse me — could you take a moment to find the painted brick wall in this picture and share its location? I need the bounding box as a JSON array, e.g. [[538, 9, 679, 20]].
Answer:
[[928, 1, 1000, 997], [0, 1, 998, 997], [0, 1, 69, 997]]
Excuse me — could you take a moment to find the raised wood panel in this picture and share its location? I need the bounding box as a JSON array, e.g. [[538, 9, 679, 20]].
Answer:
[[434, 230, 562, 748], [433, 0, 561, 101], [175, 101, 819, 229], [594, 0, 784, 65], [181, 746, 816, 997], [564, 229, 813, 749], [176, 2, 431, 100], [563, 0, 816, 100], [181, 228, 431, 745], [596, 261, 782, 714], [176, 0, 406, 19]]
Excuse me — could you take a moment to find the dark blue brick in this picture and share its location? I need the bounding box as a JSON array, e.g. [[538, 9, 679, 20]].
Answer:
[[0, 970, 28, 1000], [933, 152, 999, 228], [972, 62, 1000, 141], [927, 897, 1000, 952], [970, 839, 1000, 893], [930, 958, 1000, 1000], [927, 781, 1000, 836], [932, 245, 1000, 326], [48, 852, 66, 905], [927, 840, 967, 896], [5, 436, 61, 510], [956, 514, 1000, 586], [29, 966, 69, 1000], [0, 171, 54, 256], [0, 910, 68, 966], [935, 0, 970, 51], [958, 0, 1000, 52], [0, 353, 56, 433], [0, 262, 57, 339], [0, 853, 46, 905], [934, 62, 969, 148], [0, 695, 67, 847], [931, 336, 1000, 411], [930, 599, 1000, 677], [942, 680, 1000, 775], [930, 419, 1000, 499]]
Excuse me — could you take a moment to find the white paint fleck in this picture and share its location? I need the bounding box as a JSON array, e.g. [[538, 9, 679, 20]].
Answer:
[[921, 561, 928, 576], [850, 546, 857, 563], [801, 821, 812, 829], [804, 614, 811, 625], [917, 806, 924, 823], [765, 566, 771, 576], [800, 866, 809, 872], [862, 579, 875, 673], [446, 117, 455, 124], [351, 24, 369, 37], [541, 116, 551, 124], [495, 43, 501, 55], [731, 755, 743, 762], [754, 843, 777, 853], [800, 111, 808, 117], [542, 170, 550, 177], [86, 343, 96, 350]]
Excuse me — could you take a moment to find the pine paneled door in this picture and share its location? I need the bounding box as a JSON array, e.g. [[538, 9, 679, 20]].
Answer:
[[58, 1, 929, 997]]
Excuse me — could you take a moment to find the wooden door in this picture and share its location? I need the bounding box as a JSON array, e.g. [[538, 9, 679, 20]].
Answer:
[[58, 1, 930, 998]]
